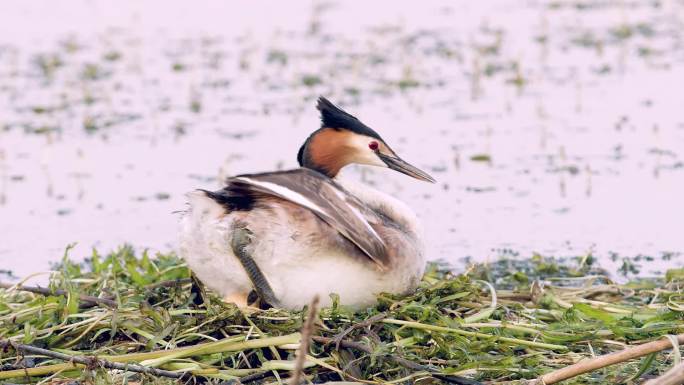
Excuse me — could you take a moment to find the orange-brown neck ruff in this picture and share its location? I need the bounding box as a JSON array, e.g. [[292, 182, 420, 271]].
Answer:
[[304, 128, 355, 178]]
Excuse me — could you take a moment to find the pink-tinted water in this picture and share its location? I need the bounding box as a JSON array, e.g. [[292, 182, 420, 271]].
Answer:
[[0, 0, 683, 281]]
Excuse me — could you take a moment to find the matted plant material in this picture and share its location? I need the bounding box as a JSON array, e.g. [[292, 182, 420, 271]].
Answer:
[[1, 246, 684, 384]]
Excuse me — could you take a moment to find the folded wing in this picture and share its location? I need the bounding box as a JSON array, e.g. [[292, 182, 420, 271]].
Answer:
[[229, 168, 389, 269]]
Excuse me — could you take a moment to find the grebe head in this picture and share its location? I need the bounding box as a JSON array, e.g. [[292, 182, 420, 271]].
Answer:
[[297, 97, 436, 183]]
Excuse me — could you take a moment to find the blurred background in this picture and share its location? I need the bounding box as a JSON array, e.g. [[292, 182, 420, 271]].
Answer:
[[1, 0, 683, 279]]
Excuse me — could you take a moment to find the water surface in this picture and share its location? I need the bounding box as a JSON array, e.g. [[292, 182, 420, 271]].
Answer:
[[1, 0, 683, 280]]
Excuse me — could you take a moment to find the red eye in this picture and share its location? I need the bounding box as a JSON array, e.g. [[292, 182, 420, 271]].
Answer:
[[368, 141, 379, 151]]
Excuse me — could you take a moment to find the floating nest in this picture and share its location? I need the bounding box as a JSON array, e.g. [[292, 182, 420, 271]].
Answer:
[[1, 246, 684, 384]]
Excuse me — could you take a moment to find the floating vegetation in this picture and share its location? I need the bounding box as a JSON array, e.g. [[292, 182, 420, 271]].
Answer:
[[2, 247, 684, 384], [266, 50, 288, 66], [24, 124, 61, 135], [301, 74, 322, 87], [190, 97, 202, 114], [609, 23, 655, 42], [103, 51, 122, 62], [81, 113, 142, 133], [81, 63, 111, 81], [470, 153, 492, 162], [33, 53, 64, 79]]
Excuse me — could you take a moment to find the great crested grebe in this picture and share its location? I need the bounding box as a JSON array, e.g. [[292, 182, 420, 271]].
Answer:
[[179, 97, 435, 310]]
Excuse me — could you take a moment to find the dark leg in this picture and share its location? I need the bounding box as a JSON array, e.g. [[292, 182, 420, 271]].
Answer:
[[190, 272, 208, 306], [230, 226, 282, 308]]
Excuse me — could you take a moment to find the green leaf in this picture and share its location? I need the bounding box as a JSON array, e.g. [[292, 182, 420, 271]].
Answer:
[[64, 288, 80, 317], [627, 352, 657, 382], [90, 248, 102, 273], [126, 259, 147, 286], [666, 268, 684, 282], [22, 322, 34, 344], [573, 303, 619, 325]]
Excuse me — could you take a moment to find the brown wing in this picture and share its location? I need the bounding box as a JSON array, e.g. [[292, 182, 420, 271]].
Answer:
[[228, 168, 389, 269]]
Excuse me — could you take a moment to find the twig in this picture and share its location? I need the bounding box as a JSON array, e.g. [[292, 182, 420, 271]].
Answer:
[[0, 333, 301, 380], [236, 371, 274, 384], [383, 319, 566, 351], [290, 295, 319, 385], [310, 336, 482, 385], [644, 361, 684, 385], [314, 335, 431, 371], [534, 334, 684, 384], [496, 292, 533, 301], [312, 336, 372, 354], [0, 339, 187, 379], [330, 311, 387, 350], [144, 278, 193, 290], [0, 282, 117, 308]]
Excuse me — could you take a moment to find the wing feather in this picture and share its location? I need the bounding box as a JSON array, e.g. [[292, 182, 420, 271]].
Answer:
[[229, 168, 389, 269]]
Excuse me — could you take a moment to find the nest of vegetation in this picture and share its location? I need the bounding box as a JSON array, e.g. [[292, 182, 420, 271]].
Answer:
[[1, 247, 684, 385]]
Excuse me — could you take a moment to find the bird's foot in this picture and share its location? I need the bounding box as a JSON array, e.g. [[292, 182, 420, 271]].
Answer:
[[222, 292, 250, 308]]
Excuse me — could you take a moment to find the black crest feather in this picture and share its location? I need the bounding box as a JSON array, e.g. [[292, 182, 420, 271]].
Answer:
[[297, 142, 306, 166], [316, 96, 382, 140]]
